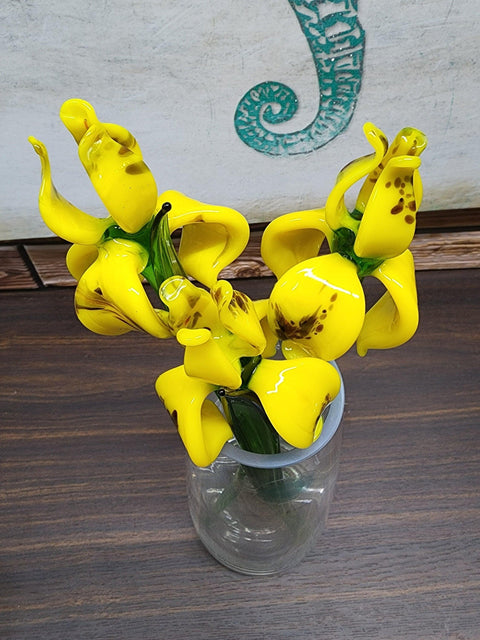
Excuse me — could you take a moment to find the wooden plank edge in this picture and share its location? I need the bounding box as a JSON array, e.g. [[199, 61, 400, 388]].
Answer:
[[0, 229, 478, 291]]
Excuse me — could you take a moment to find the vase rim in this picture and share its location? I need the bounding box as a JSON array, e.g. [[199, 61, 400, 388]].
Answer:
[[220, 362, 345, 469]]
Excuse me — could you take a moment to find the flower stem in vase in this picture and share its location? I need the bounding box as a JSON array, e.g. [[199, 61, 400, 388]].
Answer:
[[216, 386, 294, 502]]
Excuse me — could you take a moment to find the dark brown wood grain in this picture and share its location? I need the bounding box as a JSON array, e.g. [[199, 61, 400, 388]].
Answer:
[[0, 247, 37, 290], [1, 270, 479, 639]]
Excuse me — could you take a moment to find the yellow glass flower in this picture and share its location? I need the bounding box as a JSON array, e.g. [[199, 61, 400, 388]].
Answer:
[[73, 238, 171, 338], [262, 122, 426, 357], [326, 122, 427, 259], [29, 99, 250, 337]]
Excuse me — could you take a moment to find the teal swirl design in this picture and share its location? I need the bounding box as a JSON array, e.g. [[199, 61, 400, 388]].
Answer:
[[234, 0, 365, 156]]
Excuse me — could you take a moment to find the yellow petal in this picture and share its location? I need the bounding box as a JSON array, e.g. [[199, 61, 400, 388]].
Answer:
[[260, 208, 333, 278], [59, 98, 100, 144], [325, 122, 388, 231], [77, 122, 157, 233], [75, 239, 171, 338], [253, 299, 278, 358], [281, 340, 312, 359], [159, 275, 220, 334], [155, 365, 233, 467], [177, 327, 242, 389], [353, 155, 423, 259], [248, 357, 341, 449], [355, 126, 427, 214], [28, 137, 112, 244], [268, 253, 365, 361], [211, 280, 266, 356], [357, 250, 418, 356], [157, 190, 250, 287], [60, 98, 143, 156], [74, 279, 135, 335], [66, 243, 99, 280]]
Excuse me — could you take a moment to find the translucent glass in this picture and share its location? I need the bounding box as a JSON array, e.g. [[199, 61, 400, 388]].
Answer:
[[186, 379, 345, 575]]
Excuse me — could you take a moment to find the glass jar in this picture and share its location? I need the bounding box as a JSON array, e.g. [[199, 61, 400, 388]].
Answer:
[[186, 374, 345, 575]]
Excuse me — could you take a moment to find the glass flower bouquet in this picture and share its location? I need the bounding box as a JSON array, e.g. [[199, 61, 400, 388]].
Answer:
[[29, 100, 426, 574]]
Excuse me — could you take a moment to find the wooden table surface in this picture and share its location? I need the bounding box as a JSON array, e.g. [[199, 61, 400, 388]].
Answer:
[[1, 269, 479, 640]]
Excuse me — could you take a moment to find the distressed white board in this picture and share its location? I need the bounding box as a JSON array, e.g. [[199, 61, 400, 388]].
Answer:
[[1, 0, 478, 240]]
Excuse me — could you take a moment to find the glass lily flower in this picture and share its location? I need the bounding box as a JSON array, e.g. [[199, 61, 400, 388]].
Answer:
[[155, 275, 341, 464], [29, 99, 249, 338], [262, 122, 427, 358], [30, 103, 427, 470], [156, 341, 341, 466]]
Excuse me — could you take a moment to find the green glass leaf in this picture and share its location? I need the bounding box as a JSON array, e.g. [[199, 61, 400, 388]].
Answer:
[[217, 389, 280, 456]]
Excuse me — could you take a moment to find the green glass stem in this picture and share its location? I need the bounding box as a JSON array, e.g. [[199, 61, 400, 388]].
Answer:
[[216, 388, 286, 501], [217, 388, 280, 456], [330, 225, 384, 279]]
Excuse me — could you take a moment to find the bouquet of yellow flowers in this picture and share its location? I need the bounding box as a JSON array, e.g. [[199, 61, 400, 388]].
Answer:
[[29, 99, 426, 470]]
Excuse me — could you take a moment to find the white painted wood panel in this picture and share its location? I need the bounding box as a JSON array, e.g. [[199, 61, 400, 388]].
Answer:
[[1, 0, 478, 239]]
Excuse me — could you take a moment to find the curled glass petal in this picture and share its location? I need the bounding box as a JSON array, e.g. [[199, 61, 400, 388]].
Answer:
[[357, 250, 418, 356], [325, 122, 388, 231], [353, 155, 422, 259], [77, 123, 157, 233], [211, 280, 266, 357], [75, 239, 171, 338], [177, 328, 242, 390], [159, 275, 220, 334], [66, 244, 99, 281], [59, 98, 100, 144], [355, 126, 427, 214], [261, 208, 333, 278], [159, 190, 250, 287], [28, 137, 111, 244], [248, 357, 341, 449], [155, 365, 233, 468]]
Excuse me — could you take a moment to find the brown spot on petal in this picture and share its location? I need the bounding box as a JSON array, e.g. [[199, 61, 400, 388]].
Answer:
[[330, 293, 338, 302], [408, 200, 417, 212], [125, 162, 147, 175], [385, 181, 391, 188], [231, 290, 249, 313], [394, 177, 401, 188], [391, 202, 404, 215], [404, 215, 415, 224], [191, 311, 202, 327], [274, 306, 318, 340]]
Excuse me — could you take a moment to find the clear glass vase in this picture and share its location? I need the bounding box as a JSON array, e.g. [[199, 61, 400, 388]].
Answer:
[[186, 376, 345, 575]]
